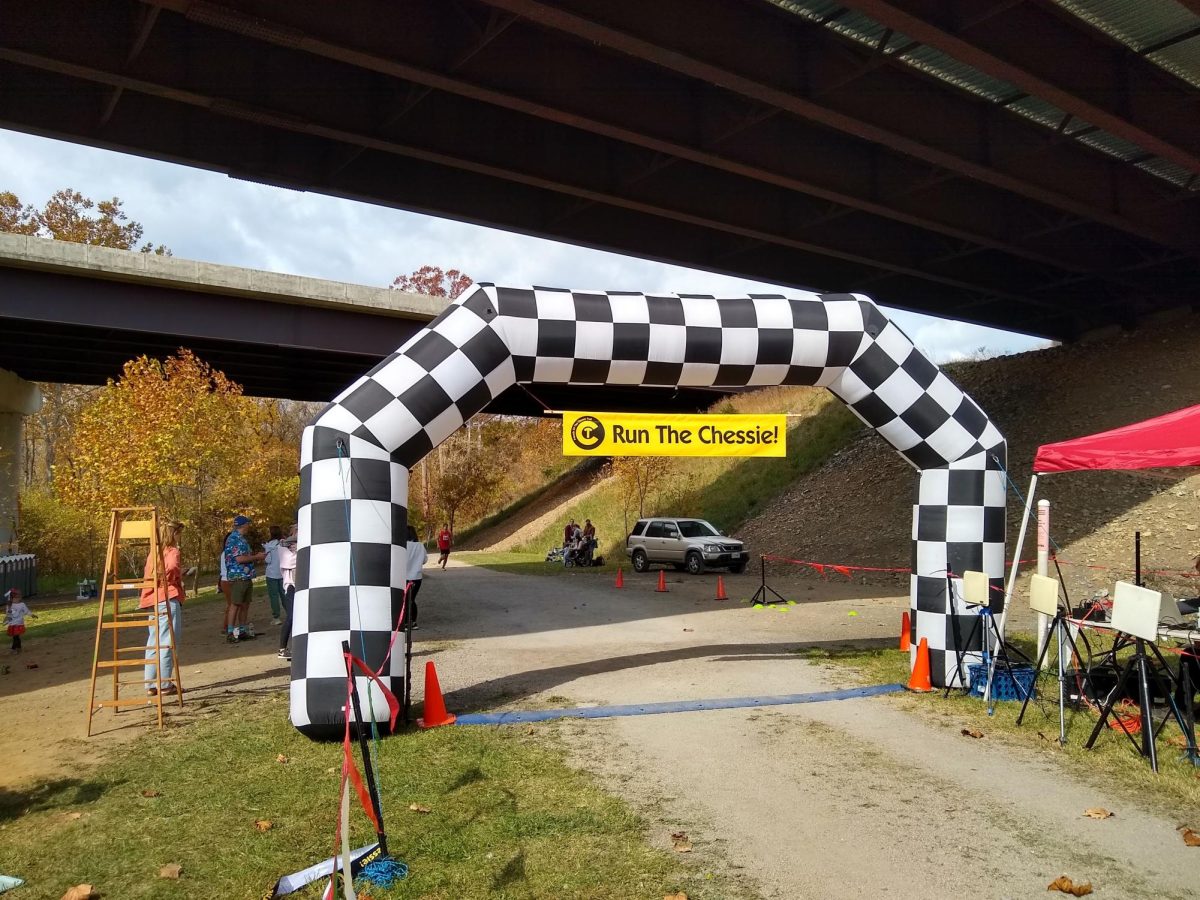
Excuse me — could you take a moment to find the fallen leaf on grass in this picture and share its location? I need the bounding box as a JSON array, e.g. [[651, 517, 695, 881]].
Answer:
[[140, 789, 161, 798], [1165, 735, 1189, 749], [59, 811, 85, 822], [253, 819, 273, 832], [682, 628, 694, 632], [1082, 808, 1113, 820], [1047, 875, 1093, 895], [409, 803, 431, 814], [664, 893, 689, 900], [60, 886, 98, 900], [1181, 828, 1200, 847], [159, 863, 182, 879], [671, 831, 693, 853], [960, 729, 984, 739], [25, 663, 38, 669], [275, 753, 289, 764]]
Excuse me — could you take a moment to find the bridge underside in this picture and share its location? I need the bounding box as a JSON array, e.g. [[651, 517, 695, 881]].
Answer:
[[0, 0, 1196, 344], [0, 265, 725, 411]]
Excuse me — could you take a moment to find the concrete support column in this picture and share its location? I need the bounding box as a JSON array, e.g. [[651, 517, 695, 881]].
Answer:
[[0, 369, 43, 553]]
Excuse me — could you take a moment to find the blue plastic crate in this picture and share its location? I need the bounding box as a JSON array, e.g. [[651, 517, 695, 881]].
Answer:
[[967, 663, 1035, 701]]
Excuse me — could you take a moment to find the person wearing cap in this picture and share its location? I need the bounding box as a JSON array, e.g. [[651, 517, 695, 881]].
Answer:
[[140, 520, 186, 695], [223, 514, 265, 642]]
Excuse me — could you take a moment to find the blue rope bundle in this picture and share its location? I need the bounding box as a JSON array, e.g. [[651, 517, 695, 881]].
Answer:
[[357, 857, 409, 889]]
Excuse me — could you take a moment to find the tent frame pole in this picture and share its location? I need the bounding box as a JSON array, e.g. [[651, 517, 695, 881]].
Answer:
[[985, 473, 1038, 707]]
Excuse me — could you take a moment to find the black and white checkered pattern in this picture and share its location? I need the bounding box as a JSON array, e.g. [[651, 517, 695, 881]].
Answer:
[[291, 287, 1006, 735]]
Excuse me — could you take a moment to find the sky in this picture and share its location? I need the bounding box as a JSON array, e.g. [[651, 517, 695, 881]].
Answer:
[[0, 127, 1049, 364]]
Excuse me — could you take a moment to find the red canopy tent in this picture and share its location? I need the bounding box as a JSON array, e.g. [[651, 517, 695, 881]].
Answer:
[[998, 404, 1200, 640], [1034, 404, 1200, 474]]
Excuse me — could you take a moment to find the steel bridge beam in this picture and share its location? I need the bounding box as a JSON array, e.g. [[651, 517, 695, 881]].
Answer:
[[477, 0, 1199, 253], [844, 0, 1200, 175]]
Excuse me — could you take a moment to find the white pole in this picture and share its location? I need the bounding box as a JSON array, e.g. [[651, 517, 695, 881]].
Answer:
[[985, 473, 1038, 706], [1036, 498, 1051, 666], [997, 473, 1038, 639]]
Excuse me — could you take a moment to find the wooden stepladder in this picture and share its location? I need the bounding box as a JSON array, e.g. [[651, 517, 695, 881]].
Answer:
[[86, 508, 184, 735]]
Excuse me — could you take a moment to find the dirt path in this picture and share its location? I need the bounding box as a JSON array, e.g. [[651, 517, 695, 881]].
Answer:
[[0, 596, 287, 788], [422, 557, 1198, 900]]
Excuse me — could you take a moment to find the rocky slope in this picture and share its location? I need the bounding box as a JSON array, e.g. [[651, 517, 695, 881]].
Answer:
[[738, 310, 1200, 607]]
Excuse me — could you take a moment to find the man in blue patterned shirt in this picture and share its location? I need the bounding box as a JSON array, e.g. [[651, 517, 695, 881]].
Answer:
[[224, 515, 265, 642]]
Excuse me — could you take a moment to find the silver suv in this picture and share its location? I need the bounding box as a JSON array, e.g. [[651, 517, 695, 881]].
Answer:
[[626, 517, 749, 576]]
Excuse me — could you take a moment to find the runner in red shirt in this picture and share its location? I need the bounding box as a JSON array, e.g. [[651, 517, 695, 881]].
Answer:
[[437, 524, 453, 569]]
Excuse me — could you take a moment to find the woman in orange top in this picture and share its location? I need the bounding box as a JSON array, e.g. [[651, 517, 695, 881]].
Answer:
[[141, 520, 186, 697]]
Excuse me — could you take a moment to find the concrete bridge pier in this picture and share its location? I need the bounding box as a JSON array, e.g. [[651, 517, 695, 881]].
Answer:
[[0, 369, 42, 552]]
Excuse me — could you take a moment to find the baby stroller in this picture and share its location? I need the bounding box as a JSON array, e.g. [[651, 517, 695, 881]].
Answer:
[[564, 537, 595, 568], [545, 546, 565, 564]]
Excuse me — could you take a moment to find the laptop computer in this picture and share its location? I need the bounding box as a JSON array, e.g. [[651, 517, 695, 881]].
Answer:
[[1157, 586, 1191, 628]]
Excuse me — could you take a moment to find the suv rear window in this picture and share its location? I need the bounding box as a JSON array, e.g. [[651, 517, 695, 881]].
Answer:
[[630, 521, 647, 537]]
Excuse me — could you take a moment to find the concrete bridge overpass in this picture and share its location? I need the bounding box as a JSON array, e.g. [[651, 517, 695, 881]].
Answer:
[[0, 232, 728, 412]]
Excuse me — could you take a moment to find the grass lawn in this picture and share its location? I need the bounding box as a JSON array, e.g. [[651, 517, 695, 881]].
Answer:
[[796, 636, 1200, 819], [0, 691, 723, 900]]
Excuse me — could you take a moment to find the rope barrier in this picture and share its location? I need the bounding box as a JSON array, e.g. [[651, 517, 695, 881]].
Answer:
[[758, 553, 1199, 582]]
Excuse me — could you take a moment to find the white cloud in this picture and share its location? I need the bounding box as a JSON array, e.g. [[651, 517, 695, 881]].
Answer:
[[0, 128, 1046, 364]]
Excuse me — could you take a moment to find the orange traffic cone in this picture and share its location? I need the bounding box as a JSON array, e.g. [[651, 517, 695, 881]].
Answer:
[[655, 570, 668, 593], [615, 567, 624, 589], [714, 575, 729, 601], [907, 637, 933, 693], [899, 610, 911, 651], [417, 660, 457, 728]]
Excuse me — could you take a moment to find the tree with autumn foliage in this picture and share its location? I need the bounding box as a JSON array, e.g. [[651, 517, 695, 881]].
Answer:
[[47, 350, 297, 570], [608, 457, 673, 534], [390, 265, 472, 299], [0, 188, 170, 254]]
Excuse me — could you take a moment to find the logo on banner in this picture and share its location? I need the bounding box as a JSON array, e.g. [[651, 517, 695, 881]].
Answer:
[[569, 415, 606, 451], [563, 412, 786, 457]]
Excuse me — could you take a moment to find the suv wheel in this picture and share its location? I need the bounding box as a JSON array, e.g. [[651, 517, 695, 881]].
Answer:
[[685, 551, 704, 576], [631, 549, 649, 573]]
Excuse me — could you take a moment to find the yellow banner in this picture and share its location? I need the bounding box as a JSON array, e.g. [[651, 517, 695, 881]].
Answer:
[[562, 412, 786, 457]]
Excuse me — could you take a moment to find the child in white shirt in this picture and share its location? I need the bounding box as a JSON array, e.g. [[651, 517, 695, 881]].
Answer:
[[4, 588, 36, 653]]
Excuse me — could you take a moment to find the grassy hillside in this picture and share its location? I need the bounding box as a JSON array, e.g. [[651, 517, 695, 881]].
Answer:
[[499, 387, 862, 560]]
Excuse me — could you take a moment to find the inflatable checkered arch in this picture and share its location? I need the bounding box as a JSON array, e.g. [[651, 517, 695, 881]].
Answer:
[[291, 286, 1005, 736]]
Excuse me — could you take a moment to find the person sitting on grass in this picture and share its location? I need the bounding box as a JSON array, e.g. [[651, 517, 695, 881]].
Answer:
[[4, 588, 36, 654]]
